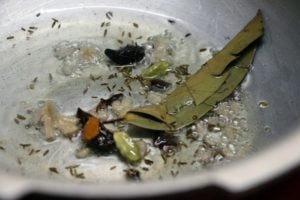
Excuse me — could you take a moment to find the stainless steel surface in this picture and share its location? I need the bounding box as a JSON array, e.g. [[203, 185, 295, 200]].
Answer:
[[0, 0, 300, 199]]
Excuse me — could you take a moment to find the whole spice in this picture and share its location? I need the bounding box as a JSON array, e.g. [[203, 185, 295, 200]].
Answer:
[[141, 61, 170, 79], [124, 168, 141, 181], [82, 116, 100, 142], [49, 167, 59, 174], [113, 131, 141, 163], [153, 132, 179, 150], [143, 79, 171, 92], [124, 10, 264, 131], [96, 93, 124, 111], [104, 45, 145, 65], [76, 108, 92, 126], [86, 125, 115, 154]]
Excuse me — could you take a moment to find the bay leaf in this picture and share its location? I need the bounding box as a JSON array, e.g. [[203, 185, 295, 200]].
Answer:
[[124, 112, 171, 131], [206, 10, 263, 76], [204, 46, 256, 106], [124, 10, 264, 131], [172, 44, 257, 129], [127, 104, 176, 124], [184, 68, 229, 106]]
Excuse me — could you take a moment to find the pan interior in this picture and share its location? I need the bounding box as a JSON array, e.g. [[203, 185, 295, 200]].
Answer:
[[0, 0, 300, 186]]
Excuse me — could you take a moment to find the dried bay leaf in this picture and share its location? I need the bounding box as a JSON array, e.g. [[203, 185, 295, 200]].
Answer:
[[165, 83, 194, 114], [206, 10, 263, 75], [128, 104, 176, 124], [124, 112, 170, 131], [185, 68, 230, 106], [173, 45, 257, 129], [204, 46, 256, 106], [171, 103, 213, 129], [124, 10, 264, 131]]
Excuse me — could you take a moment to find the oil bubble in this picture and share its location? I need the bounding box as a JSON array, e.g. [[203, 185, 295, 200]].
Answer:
[[258, 100, 269, 109], [264, 125, 271, 133]]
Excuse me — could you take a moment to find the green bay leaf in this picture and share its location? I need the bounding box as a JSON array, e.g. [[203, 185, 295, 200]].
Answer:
[[206, 10, 263, 76], [124, 10, 264, 131], [123, 112, 171, 131]]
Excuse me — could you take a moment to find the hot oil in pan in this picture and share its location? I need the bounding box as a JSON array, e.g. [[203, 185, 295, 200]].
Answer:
[[0, 8, 258, 182]]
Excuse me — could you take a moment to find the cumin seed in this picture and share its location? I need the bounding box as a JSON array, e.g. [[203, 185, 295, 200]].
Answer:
[[35, 149, 41, 153], [126, 84, 132, 91], [100, 22, 105, 27], [17, 114, 26, 120], [117, 39, 123, 44], [128, 32, 132, 38], [118, 87, 125, 92], [90, 74, 101, 81], [28, 30, 34, 34], [49, 167, 59, 174], [185, 33, 191, 37], [173, 159, 177, 164], [0, 146, 5, 151], [199, 48, 207, 52], [36, 13, 41, 17], [21, 27, 26, 31], [106, 11, 113, 20], [28, 149, 34, 155], [170, 170, 175, 177], [6, 36, 14, 40], [110, 166, 116, 170], [83, 85, 89, 95], [14, 118, 20, 124], [19, 143, 31, 149], [168, 19, 176, 24], [133, 23, 139, 28], [51, 20, 57, 28], [29, 26, 38, 30], [65, 165, 79, 169], [177, 161, 187, 166], [141, 167, 149, 171], [43, 149, 49, 156], [69, 168, 74, 176], [75, 173, 85, 179], [171, 170, 179, 177], [33, 77, 38, 83], [48, 73, 53, 82], [108, 74, 115, 79], [144, 159, 154, 165], [103, 29, 108, 37]]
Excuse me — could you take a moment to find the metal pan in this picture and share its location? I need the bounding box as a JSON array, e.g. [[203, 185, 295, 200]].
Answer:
[[0, 0, 300, 199]]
